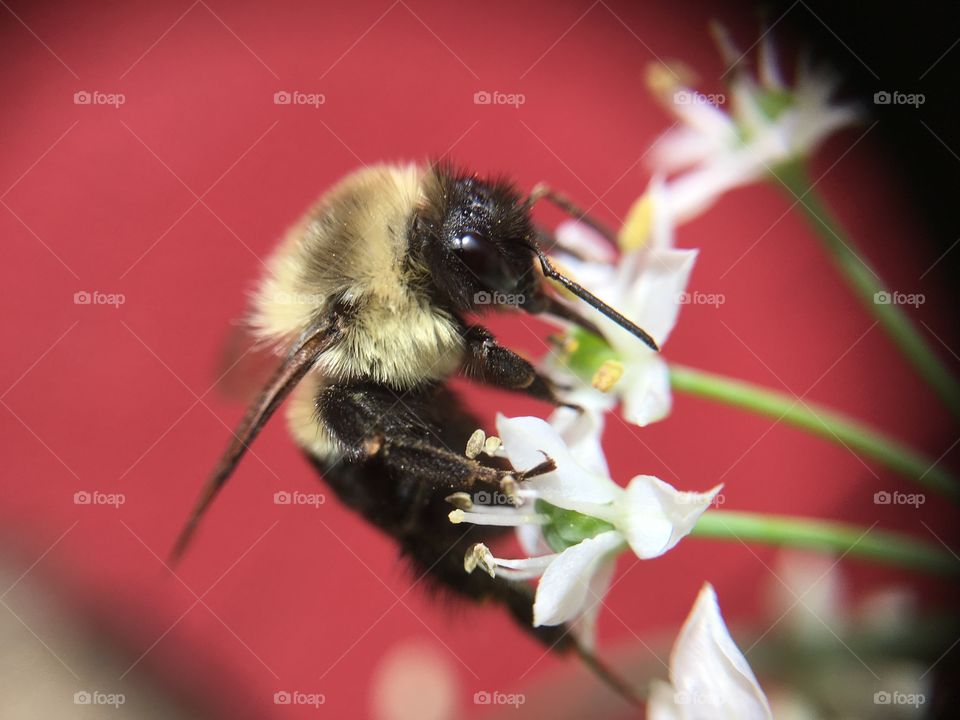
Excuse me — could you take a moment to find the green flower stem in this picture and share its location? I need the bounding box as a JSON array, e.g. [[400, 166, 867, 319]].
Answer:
[[693, 511, 957, 575], [773, 161, 960, 420], [669, 363, 959, 500]]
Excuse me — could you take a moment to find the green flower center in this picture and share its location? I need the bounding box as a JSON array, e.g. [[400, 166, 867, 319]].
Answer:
[[562, 328, 619, 383], [757, 87, 793, 121], [732, 87, 795, 145], [536, 499, 616, 552]]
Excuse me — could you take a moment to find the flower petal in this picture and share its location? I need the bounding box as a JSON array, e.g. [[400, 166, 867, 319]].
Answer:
[[555, 220, 617, 263], [668, 584, 772, 719], [649, 126, 730, 175], [666, 91, 739, 146], [516, 522, 551, 558], [532, 531, 623, 627], [758, 32, 786, 91], [496, 415, 620, 506], [666, 155, 766, 222], [646, 679, 684, 720], [620, 355, 673, 427], [569, 551, 618, 652], [548, 400, 610, 477], [611, 247, 698, 350], [619, 476, 721, 558]]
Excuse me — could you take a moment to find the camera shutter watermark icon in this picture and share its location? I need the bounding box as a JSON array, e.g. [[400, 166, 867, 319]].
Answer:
[[272, 290, 324, 305], [73, 90, 125, 108], [473, 690, 525, 707], [473, 290, 525, 306], [472, 489, 516, 506], [674, 690, 720, 707], [873, 90, 925, 108], [872, 290, 924, 307], [73, 690, 125, 707], [273, 90, 325, 108], [473, 90, 525, 108], [74, 490, 125, 508], [74, 290, 125, 308], [273, 690, 325, 707], [873, 490, 924, 508], [874, 690, 925, 707], [677, 290, 725, 307], [672, 90, 725, 107], [273, 490, 325, 508]]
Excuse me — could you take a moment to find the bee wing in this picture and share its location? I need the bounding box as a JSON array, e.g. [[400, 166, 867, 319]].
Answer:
[[213, 321, 284, 405], [172, 311, 347, 562]]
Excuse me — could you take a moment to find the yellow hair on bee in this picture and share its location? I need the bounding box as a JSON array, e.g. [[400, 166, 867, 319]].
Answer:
[[250, 164, 467, 459]]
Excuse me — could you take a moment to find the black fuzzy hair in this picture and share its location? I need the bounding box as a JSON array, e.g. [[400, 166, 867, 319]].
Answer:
[[412, 161, 540, 312]]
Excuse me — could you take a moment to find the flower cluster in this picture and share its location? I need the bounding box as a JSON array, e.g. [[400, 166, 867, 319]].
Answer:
[[643, 21, 860, 223], [449, 24, 857, 715], [451, 415, 721, 649]]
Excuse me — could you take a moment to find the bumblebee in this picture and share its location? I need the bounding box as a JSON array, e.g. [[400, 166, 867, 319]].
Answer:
[[174, 163, 657, 702]]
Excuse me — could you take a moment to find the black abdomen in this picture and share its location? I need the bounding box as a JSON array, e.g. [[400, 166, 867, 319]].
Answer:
[[304, 383, 572, 649]]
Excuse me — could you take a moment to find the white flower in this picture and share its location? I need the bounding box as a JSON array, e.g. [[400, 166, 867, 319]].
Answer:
[[646, 23, 859, 220], [450, 416, 720, 647], [543, 191, 697, 432], [648, 583, 772, 720]]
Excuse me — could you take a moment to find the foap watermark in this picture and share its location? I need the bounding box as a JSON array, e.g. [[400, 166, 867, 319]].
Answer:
[[273, 490, 326, 508], [873, 290, 924, 307], [674, 690, 720, 707], [473, 90, 525, 108], [677, 492, 725, 508], [873, 90, 925, 108], [678, 290, 725, 308], [473, 690, 525, 708], [74, 290, 125, 308], [271, 291, 324, 306], [73, 690, 126, 707], [672, 90, 726, 107], [874, 490, 925, 508], [874, 690, 925, 708], [74, 490, 126, 508], [273, 90, 326, 108], [474, 290, 525, 307], [273, 690, 326, 708], [74, 90, 126, 108], [473, 489, 515, 506]]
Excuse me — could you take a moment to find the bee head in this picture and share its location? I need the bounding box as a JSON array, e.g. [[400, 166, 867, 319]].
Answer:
[[414, 165, 543, 313], [413, 163, 659, 350]]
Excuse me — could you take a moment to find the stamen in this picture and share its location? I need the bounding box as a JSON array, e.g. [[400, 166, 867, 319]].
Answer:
[[483, 435, 502, 456], [499, 475, 522, 506], [463, 544, 557, 581], [444, 492, 473, 510], [448, 509, 548, 526], [496, 555, 556, 572], [493, 554, 557, 581], [592, 359, 625, 392], [465, 429, 486, 459], [464, 543, 496, 577]]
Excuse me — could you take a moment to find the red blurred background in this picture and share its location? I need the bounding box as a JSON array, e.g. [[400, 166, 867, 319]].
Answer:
[[1, 1, 957, 718]]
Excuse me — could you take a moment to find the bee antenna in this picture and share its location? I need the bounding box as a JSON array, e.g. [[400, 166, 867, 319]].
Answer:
[[533, 245, 659, 352], [572, 641, 644, 706]]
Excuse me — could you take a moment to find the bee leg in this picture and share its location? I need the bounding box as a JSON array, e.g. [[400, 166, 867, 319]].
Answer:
[[461, 325, 577, 409], [317, 382, 554, 492]]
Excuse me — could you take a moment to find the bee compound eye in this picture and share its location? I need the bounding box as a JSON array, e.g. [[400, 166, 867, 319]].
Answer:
[[454, 232, 515, 291]]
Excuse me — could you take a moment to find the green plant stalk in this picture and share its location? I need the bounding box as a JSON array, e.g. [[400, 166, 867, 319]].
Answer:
[[773, 161, 960, 420], [693, 511, 957, 575], [669, 363, 958, 500]]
